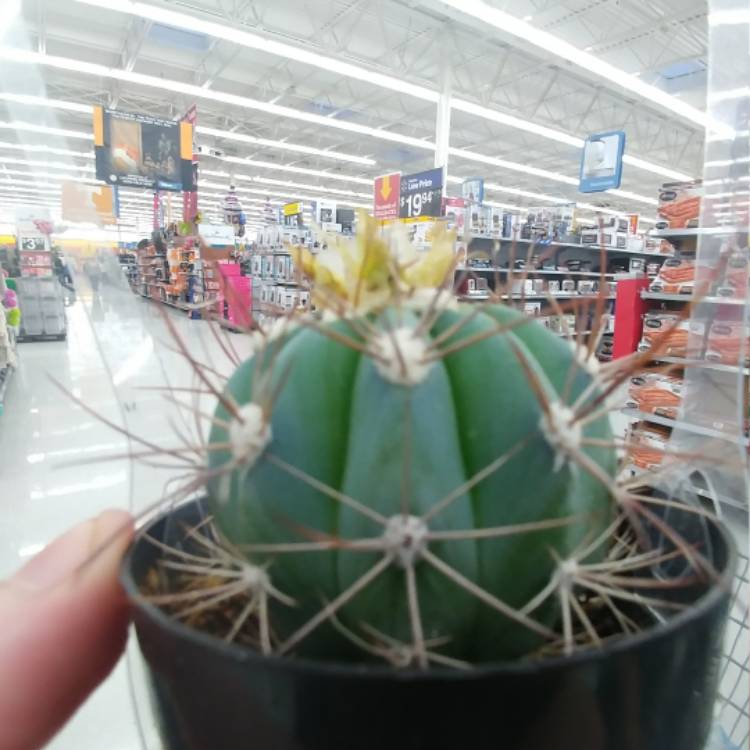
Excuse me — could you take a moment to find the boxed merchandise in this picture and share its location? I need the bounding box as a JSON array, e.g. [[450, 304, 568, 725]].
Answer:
[[629, 258, 645, 273], [548, 280, 561, 294], [705, 321, 750, 367], [261, 255, 273, 278], [626, 373, 683, 419], [577, 280, 597, 295], [274, 255, 290, 280], [581, 229, 628, 249], [489, 207, 505, 238], [638, 312, 698, 357], [626, 422, 671, 472], [601, 217, 630, 233], [532, 279, 546, 294], [715, 249, 749, 298], [561, 279, 576, 294], [523, 302, 541, 316], [657, 180, 703, 230], [468, 206, 490, 236], [649, 257, 695, 294]]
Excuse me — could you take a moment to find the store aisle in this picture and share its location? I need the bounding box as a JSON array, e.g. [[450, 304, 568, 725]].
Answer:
[[0, 276, 253, 749]]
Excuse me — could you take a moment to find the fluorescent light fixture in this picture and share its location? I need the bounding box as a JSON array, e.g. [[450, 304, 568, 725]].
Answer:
[[212, 154, 372, 185], [436, 0, 733, 136], [0, 93, 92, 114], [620, 154, 692, 182], [0, 156, 96, 172], [1, 0, 20, 40], [0, 119, 93, 140], [606, 188, 659, 206], [448, 147, 578, 185], [196, 126, 374, 166], [0, 167, 101, 183], [0, 48, 435, 151], [75, 0, 439, 103], [0, 140, 95, 159], [233, 174, 371, 199], [708, 10, 750, 25]]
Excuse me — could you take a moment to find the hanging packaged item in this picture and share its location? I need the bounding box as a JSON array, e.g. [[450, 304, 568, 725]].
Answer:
[[626, 373, 683, 419], [657, 181, 703, 230], [649, 257, 696, 294]]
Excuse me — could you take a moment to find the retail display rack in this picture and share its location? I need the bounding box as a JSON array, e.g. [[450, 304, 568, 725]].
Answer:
[[250, 225, 314, 327], [129, 235, 219, 319]]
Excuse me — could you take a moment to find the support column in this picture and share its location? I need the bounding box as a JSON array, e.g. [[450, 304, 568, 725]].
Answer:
[[434, 61, 452, 182]]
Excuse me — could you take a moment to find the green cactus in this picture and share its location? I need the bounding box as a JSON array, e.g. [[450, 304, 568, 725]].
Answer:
[[206, 297, 617, 664]]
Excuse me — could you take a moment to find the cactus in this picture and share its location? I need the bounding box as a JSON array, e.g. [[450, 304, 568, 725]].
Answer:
[[201, 216, 620, 665]]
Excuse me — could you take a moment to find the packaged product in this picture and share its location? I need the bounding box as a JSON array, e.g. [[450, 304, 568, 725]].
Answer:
[[626, 423, 671, 472], [705, 321, 750, 367], [714, 249, 749, 299], [638, 312, 696, 357], [657, 181, 703, 230], [626, 373, 683, 419], [649, 257, 695, 294]]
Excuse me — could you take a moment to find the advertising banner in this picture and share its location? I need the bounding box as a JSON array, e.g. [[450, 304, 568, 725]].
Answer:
[[181, 104, 199, 222], [399, 167, 443, 219], [373, 173, 400, 220], [461, 177, 484, 205], [93, 106, 196, 192], [579, 130, 626, 193], [61, 182, 117, 226]]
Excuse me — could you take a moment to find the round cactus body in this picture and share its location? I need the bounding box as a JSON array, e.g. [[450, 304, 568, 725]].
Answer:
[[208, 303, 616, 663]]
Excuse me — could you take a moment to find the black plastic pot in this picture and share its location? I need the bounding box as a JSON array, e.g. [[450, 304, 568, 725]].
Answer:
[[122, 499, 736, 750]]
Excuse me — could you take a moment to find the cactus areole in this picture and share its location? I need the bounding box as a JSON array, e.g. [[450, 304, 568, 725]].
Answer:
[[207, 302, 616, 664]]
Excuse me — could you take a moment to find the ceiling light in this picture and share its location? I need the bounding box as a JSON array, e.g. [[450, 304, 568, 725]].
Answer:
[[196, 126, 374, 166], [0, 0, 20, 41], [0, 119, 93, 140], [75, 0, 439, 103], [620, 154, 692, 182], [212, 153, 372, 185], [0, 156, 96, 172], [0, 93, 92, 114], [233, 174, 371, 199], [0, 140, 95, 159], [0, 48, 434, 151], [435, 0, 733, 136]]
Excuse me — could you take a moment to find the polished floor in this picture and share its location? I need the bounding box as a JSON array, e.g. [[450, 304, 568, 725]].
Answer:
[[0, 268, 747, 748], [0, 267, 253, 749]]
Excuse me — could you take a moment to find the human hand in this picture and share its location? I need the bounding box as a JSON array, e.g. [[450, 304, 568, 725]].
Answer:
[[0, 510, 133, 750]]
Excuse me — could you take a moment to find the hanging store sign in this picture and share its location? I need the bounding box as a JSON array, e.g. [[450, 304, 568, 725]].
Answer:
[[461, 177, 484, 205], [93, 106, 196, 192], [399, 167, 444, 220], [579, 130, 626, 193], [373, 173, 401, 220], [283, 201, 304, 217]]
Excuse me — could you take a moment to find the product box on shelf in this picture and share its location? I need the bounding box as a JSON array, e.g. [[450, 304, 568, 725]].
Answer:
[[638, 313, 701, 357], [714, 248, 749, 299], [705, 321, 750, 367], [561, 279, 576, 294], [625, 422, 671, 473], [581, 229, 628, 249], [601, 217, 630, 233], [657, 180, 703, 230], [251, 255, 262, 276], [577, 280, 597, 295], [489, 208, 505, 239], [626, 372, 683, 419], [523, 302, 541, 316], [649, 257, 695, 294], [548, 280, 561, 295]]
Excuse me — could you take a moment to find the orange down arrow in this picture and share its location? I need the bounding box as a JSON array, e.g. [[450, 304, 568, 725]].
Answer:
[[380, 175, 392, 201]]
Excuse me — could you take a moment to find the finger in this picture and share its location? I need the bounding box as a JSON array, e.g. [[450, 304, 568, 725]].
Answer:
[[0, 510, 133, 750]]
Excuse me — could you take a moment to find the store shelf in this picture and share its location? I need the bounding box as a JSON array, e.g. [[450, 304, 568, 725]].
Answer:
[[457, 266, 615, 278], [651, 227, 750, 238], [458, 294, 615, 303], [641, 291, 747, 306], [467, 236, 669, 256], [654, 355, 750, 376], [623, 407, 750, 446]]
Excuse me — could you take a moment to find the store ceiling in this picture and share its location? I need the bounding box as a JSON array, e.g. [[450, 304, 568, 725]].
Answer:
[[0, 0, 710, 223]]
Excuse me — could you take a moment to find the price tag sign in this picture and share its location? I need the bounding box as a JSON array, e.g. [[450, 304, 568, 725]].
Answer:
[[19, 236, 47, 252], [399, 167, 444, 220]]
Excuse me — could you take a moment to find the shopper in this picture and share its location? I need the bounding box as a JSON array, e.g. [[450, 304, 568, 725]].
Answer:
[[0, 510, 133, 749]]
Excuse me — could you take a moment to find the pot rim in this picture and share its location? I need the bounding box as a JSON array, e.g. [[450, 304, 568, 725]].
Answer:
[[121, 497, 738, 682]]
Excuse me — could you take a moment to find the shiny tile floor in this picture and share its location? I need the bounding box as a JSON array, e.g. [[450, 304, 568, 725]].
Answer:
[[0, 267, 747, 748], [0, 267, 253, 749]]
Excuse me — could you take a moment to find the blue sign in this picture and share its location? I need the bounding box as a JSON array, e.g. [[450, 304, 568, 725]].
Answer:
[[462, 177, 484, 204], [399, 167, 444, 219], [579, 131, 626, 193]]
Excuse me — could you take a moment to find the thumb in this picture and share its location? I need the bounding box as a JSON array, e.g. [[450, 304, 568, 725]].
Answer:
[[0, 510, 133, 750]]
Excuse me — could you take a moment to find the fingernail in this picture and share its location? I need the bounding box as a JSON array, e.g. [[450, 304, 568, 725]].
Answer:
[[13, 510, 133, 591]]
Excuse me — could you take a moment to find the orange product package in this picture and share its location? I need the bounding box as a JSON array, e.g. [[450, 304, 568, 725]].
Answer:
[[638, 313, 700, 358], [649, 256, 695, 294], [657, 180, 703, 230], [626, 373, 683, 419], [706, 321, 750, 367], [626, 422, 671, 472]]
